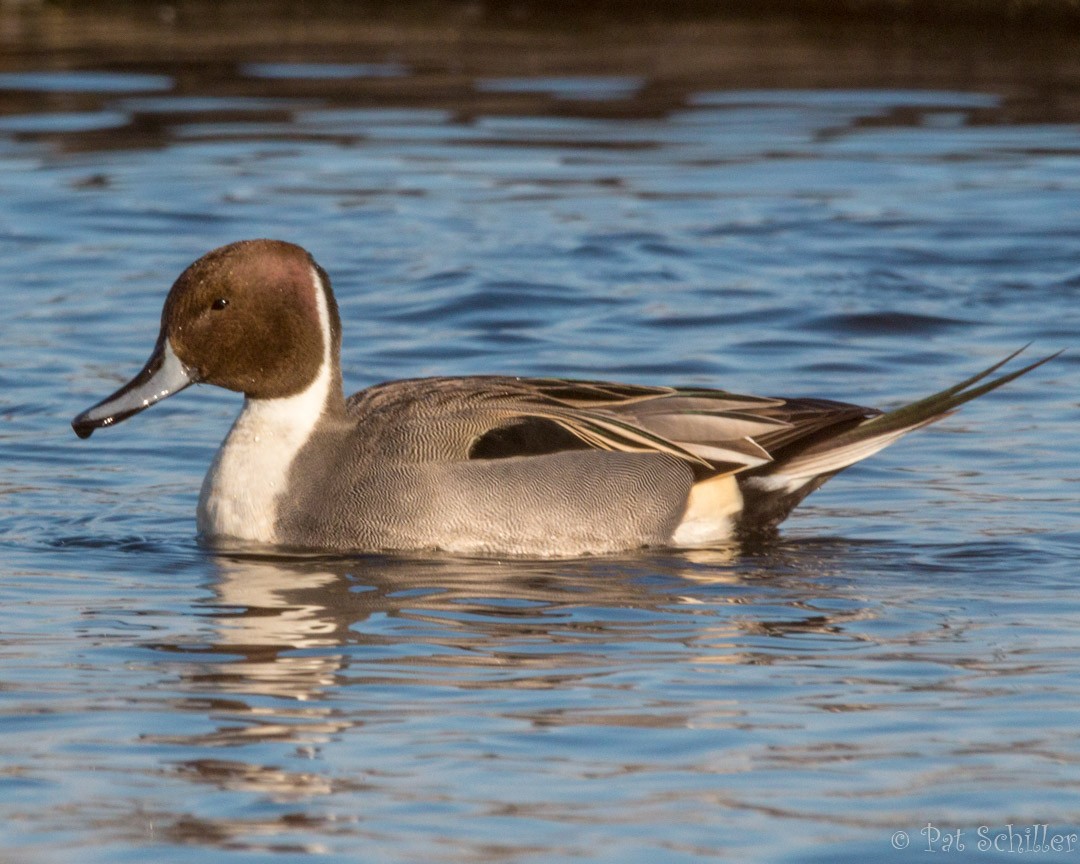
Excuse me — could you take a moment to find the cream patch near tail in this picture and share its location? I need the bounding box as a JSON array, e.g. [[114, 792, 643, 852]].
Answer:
[[670, 473, 743, 547]]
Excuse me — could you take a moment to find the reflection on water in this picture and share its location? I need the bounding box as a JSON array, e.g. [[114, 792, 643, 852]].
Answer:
[[1, 3, 1079, 862], [142, 546, 888, 850], [182, 551, 746, 709]]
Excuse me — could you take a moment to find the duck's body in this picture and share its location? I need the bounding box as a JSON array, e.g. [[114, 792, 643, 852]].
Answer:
[[200, 373, 877, 555], [73, 240, 1056, 557]]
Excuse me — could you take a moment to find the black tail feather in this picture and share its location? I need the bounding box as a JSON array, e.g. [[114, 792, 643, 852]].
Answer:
[[799, 347, 1061, 458]]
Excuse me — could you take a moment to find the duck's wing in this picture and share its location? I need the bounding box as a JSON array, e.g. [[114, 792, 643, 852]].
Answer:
[[463, 378, 798, 474], [367, 347, 1055, 474], [348, 375, 796, 471]]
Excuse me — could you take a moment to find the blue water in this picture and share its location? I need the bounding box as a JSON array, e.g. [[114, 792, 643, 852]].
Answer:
[[1, 12, 1079, 863]]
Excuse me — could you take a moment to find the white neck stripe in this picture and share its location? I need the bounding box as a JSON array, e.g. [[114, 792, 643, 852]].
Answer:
[[310, 264, 333, 379], [196, 265, 335, 545]]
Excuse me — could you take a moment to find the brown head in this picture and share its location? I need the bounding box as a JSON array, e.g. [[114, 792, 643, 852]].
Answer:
[[72, 239, 342, 438]]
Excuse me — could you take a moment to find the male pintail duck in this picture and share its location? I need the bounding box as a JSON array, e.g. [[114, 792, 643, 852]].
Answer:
[[72, 239, 1057, 556]]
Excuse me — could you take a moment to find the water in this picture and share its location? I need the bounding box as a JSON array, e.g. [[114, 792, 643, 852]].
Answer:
[[2, 6, 1079, 862]]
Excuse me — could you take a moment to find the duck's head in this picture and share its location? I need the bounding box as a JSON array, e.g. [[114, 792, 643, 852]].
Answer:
[[72, 239, 340, 438]]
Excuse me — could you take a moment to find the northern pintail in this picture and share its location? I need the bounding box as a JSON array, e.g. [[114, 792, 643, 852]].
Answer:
[[72, 239, 1057, 555]]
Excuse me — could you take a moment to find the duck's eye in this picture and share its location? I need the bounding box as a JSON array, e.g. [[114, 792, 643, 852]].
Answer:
[[211, 298, 229, 311]]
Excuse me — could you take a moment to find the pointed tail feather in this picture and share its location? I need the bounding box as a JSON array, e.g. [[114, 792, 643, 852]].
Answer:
[[837, 345, 1059, 443], [743, 347, 1060, 504]]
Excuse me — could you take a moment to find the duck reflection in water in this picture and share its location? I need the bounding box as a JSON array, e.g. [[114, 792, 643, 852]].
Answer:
[[136, 545, 881, 847], [155, 544, 873, 730]]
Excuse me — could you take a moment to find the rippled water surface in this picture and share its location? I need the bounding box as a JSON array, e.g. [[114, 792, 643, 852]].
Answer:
[[2, 6, 1079, 862]]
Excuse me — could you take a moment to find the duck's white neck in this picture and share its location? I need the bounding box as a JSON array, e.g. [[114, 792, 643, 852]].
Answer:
[[196, 266, 334, 545]]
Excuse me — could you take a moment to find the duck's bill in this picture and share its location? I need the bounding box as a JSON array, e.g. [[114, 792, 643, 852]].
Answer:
[[72, 337, 195, 439]]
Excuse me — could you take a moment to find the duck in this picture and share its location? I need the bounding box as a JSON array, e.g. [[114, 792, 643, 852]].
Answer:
[[72, 239, 1057, 556]]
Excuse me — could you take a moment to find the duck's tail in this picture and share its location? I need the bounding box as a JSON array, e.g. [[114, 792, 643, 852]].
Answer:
[[736, 346, 1061, 534]]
